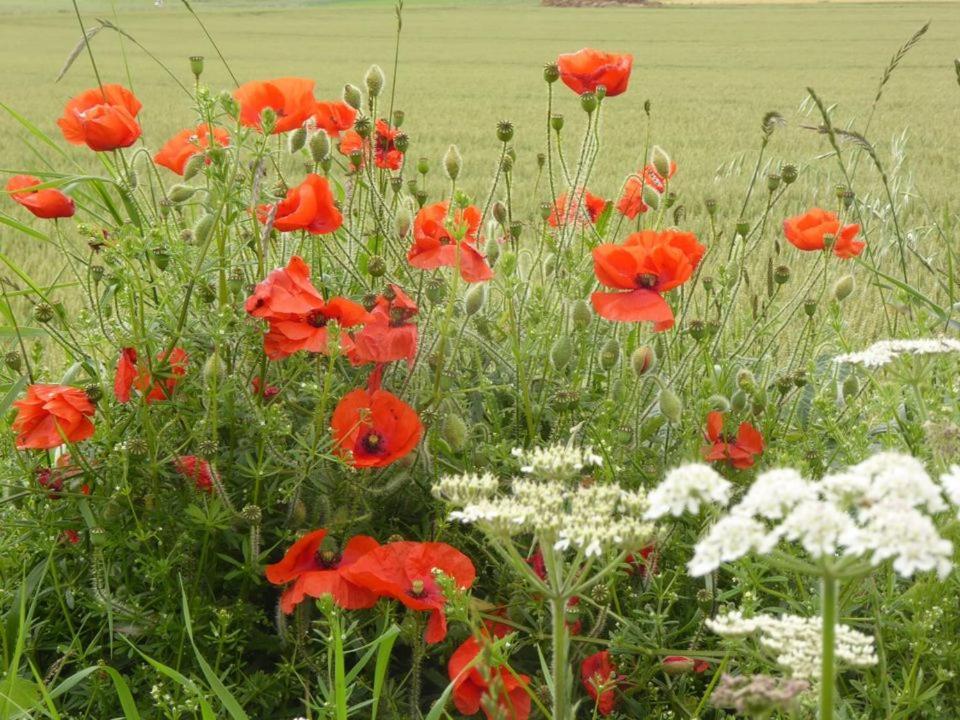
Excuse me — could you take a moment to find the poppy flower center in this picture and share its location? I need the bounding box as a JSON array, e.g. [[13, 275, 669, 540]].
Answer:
[[307, 310, 330, 328], [360, 430, 386, 454], [635, 273, 659, 289], [409, 579, 426, 597], [313, 549, 341, 569]]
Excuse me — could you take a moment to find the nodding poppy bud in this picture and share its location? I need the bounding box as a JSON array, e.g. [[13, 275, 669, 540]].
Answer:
[[631, 346, 655, 376], [152, 247, 170, 271], [354, 115, 373, 138], [550, 336, 573, 370], [259, 107, 277, 134], [417, 157, 430, 175], [731, 389, 748, 412], [793, 370, 807, 388], [365, 64, 386, 97], [781, 164, 798, 184], [705, 198, 717, 217], [194, 213, 215, 246], [426, 277, 446, 304], [392, 109, 405, 128], [641, 185, 661, 211], [415, 189, 428, 208], [497, 120, 514, 143], [484, 235, 500, 264], [833, 274, 855, 301], [33, 302, 54, 323], [169, 184, 198, 204], [464, 284, 485, 316], [803, 298, 817, 317], [688, 320, 706, 341], [492, 201, 508, 225], [735, 221, 750, 238], [394, 132, 409, 153], [774, 265, 791, 285], [842, 374, 859, 400], [550, 114, 564, 132], [658, 387, 683, 425], [441, 413, 469, 452], [367, 255, 387, 277], [288, 126, 307, 153], [708, 394, 731, 413], [766, 173, 781, 192], [443, 145, 462, 181], [189, 55, 204, 80], [343, 83, 363, 110], [5, 351, 22, 372], [395, 206, 412, 238], [543, 63, 560, 83], [571, 299, 593, 329], [203, 353, 222, 385], [736, 368, 756, 393], [580, 92, 598, 114], [651, 145, 671, 179], [599, 338, 619, 370], [309, 132, 331, 163], [219, 90, 239, 119], [181, 152, 206, 181]]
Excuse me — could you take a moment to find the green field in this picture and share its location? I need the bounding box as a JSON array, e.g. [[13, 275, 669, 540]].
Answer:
[[1, 0, 958, 289]]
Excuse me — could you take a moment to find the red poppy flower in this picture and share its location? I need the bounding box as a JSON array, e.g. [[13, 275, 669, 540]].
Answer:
[[12, 384, 95, 450], [339, 129, 363, 158], [114, 347, 138, 403], [265, 529, 380, 613], [526, 550, 582, 632], [548, 189, 607, 228], [701, 411, 764, 470], [338, 121, 404, 171], [233, 77, 316, 134], [662, 656, 711, 675], [132, 347, 189, 404], [783, 208, 864, 259], [6, 175, 75, 219], [173, 455, 217, 493], [449, 635, 532, 720], [257, 174, 342, 235], [408, 202, 493, 283], [581, 651, 622, 716], [314, 100, 357, 137], [252, 376, 280, 399], [154, 124, 230, 175], [330, 382, 422, 468], [616, 164, 674, 220], [556, 48, 633, 97], [342, 541, 476, 643], [62, 529, 81, 545], [626, 543, 658, 579], [590, 230, 705, 330], [57, 84, 142, 151], [245, 256, 370, 360], [349, 284, 419, 367]]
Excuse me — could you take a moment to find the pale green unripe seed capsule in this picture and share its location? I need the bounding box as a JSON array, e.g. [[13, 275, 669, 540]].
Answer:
[[580, 92, 597, 114], [659, 387, 683, 425], [443, 144, 462, 181], [833, 274, 855, 302], [707, 394, 731, 413], [182, 152, 205, 181], [571, 299, 593, 329], [464, 284, 485, 316], [367, 255, 386, 277], [365, 64, 386, 98], [842, 374, 859, 400], [631, 346, 655, 376], [651, 145, 671, 179], [288, 126, 307, 154], [441, 413, 469, 452], [599, 338, 620, 370], [550, 336, 573, 371], [310, 132, 331, 163]]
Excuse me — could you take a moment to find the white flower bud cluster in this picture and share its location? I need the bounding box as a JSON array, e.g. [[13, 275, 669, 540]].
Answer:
[[432, 471, 500, 505], [643, 463, 731, 519], [833, 337, 960, 367], [511, 443, 603, 479]]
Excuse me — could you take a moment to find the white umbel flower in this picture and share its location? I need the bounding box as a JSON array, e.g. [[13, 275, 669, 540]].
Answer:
[[846, 500, 953, 579], [688, 515, 775, 576], [732, 469, 817, 520], [776, 500, 856, 559], [833, 338, 960, 367], [645, 464, 731, 519], [432, 472, 500, 505], [939, 465, 960, 507], [512, 444, 603, 479]]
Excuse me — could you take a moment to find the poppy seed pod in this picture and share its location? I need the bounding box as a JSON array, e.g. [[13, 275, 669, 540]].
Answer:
[[599, 338, 620, 370], [367, 255, 386, 277], [580, 92, 598, 114], [354, 115, 373, 138], [631, 346, 655, 376], [781, 164, 798, 184], [414, 189, 428, 208], [4, 351, 22, 372], [774, 265, 791, 285], [651, 146, 671, 179], [571, 299, 593, 329], [537, 152, 546, 169], [803, 298, 817, 317], [705, 198, 717, 217], [441, 413, 469, 452], [543, 63, 560, 83], [658, 387, 683, 424], [343, 83, 363, 110], [394, 133, 409, 153], [33, 302, 54, 324], [736, 221, 750, 238], [182, 152, 206, 181], [417, 157, 429, 175], [365, 64, 386, 97], [550, 336, 573, 370], [833, 274, 855, 301], [464, 284, 485, 316], [189, 55, 204, 80], [766, 173, 781, 192], [392, 109, 405, 128], [443, 145, 462, 181], [497, 121, 514, 143], [509, 221, 523, 242], [309, 132, 331, 163], [426, 277, 446, 304], [551, 114, 564, 132], [288, 126, 307, 154], [349, 150, 364, 169], [152, 248, 170, 271], [500, 153, 514, 173]]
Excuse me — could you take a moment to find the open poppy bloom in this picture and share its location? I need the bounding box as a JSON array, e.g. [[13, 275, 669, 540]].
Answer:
[[408, 202, 493, 283], [12, 384, 96, 450], [338, 120, 404, 171], [581, 650, 623, 716], [590, 230, 705, 330], [257, 174, 342, 235], [701, 411, 764, 469], [154, 124, 230, 175], [233, 77, 316, 134], [6, 175, 75, 219], [783, 208, 864, 259], [57, 84, 142, 151], [548, 189, 607, 228], [661, 656, 711, 675], [114, 347, 139, 403], [330, 379, 422, 468], [626, 543, 658, 578], [266, 529, 381, 614], [173, 455, 217, 493], [349, 284, 419, 367], [556, 48, 633, 97], [313, 100, 357, 137], [130, 347, 189, 404], [449, 635, 531, 720], [342, 541, 476, 643], [616, 164, 675, 220], [245, 256, 370, 360]]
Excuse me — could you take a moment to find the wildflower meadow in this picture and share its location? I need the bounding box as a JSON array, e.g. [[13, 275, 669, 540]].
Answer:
[[1, 1, 959, 719]]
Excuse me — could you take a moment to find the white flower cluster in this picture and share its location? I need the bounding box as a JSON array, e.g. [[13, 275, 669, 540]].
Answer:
[[512, 444, 603, 479], [708, 610, 878, 679], [833, 337, 960, 367], [650, 452, 955, 580], [432, 471, 500, 505]]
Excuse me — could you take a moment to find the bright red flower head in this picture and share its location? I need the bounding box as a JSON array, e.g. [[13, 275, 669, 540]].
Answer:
[[330, 383, 422, 468], [252, 376, 280, 400], [6, 175, 75, 219], [449, 636, 531, 720], [548, 189, 607, 228], [57, 84, 142, 151], [337, 121, 404, 171], [581, 651, 622, 716], [233, 77, 316, 134], [616, 164, 674, 220], [245, 256, 370, 360], [662, 656, 711, 675], [349, 284, 419, 368], [258, 174, 342, 235], [556, 48, 633, 97], [114, 347, 138, 403], [173, 455, 217, 493], [626, 543, 658, 579], [132, 347, 189, 404], [783, 208, 864, 259], [265, 529, 381, 614], [701, 411, 764, 470], [12, 384, 95, 450], [313, 100, 357, 137], [408, 201, 492, 283], [342, 541, 476, 643], [154, 124, 230, 175]]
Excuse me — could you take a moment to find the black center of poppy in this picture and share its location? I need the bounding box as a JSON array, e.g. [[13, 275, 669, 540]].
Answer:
[[635, 273, 658, 289], [360, 431, 385, 454], [307, 310, 329, 328], [408, 579, 426, 597], [314, 549, 341, 569]]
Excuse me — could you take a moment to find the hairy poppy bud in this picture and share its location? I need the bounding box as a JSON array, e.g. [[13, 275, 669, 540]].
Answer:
[[571, 299, 592, 329], [309, 132, 331, 163], [580, 92, 597, 114], [441, 413, 469, 452], [194, 213, 215, 246], [343, 83, 362, 110], [33, 302, 54, 323], [631, 346, 655, 376], [708, 394, 731, 413], [774, 265, 790, 285], [288, 126, 307, 154], [550, 336, 573, 371], [500, 153, 514, 174], [169, 184, 197, 204], [731, 389, 747, 412], [483, 235, 500, 264], [659, 387, 683, 425], [642, 185, 661, 211], [735, 221, 750, 238], [182, 152, 206, 181], [219, 90, 239, 119], [259, 107, 277, 135], [705, 198, 717, 217], [443, 145, 462, 181], [426, 277, 446, 304], [543, 63, 559, 83], [464, 284, 485, 316], [492, 201, 508, 225], [803, 298, 817, 317], [736, 368, 756, 393], [497, 120, 514, 143], [5, 351, 22, 372], [395, 208, 412, 239], [367, 255, 386, 278], [203, 352, 222, 385], [599, 338, 619, 370], [842, 374, 859, 400], [365, 64, 386, 97], [781, 164, 798, 184], [189, 55, 204, 80], [833, 274, 855, 301], [550, 114, 564, 132], [651, 146, 671, 179]]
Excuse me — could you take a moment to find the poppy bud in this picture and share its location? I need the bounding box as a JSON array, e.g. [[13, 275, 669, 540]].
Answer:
[[426, 277, 446, 304], [343, 83, 363, 110], [168, 184, 197, 204], [705, 198, 717, 217], [641, 185, 660, 211], [736, 221, 750, 238], [793, 370, 807, 388], [354, 115, 373, 139], [774, 265, 791, 285], [631, 346, 655, 376], [5, 351, 22, 372], [441, 413, 469, 452], [550, 336, 573, 370], [550, 114, 564, 132], [731, 389, 747, 413], [464, 284, 485, 316], [497, 120, 514, 143], [491, 201, 508, 226], [543, 63, 560, 83], [833, 274, 855, 301], [392, 109, 405, 128], [443, 145, 462, 181], [417, 157, 430, 175], [189, 55, 204, 80], [33, 303, 54, 324], [803, 298, 817, 317], [483, 235, 500, 265], [599, 338, 619, 370], [736, 368, 756, 393], [367, 255, 386, 278], [180, 152, 206, 181], [192, 214, 214, 248], [842, 374, 859, 400], [781, 164, 798, 184], [365, 64, 386, 97], [288, 126, 307, 154], [395, 206, 412, 238], [651, 146, 671, 179], [658, 387, 683, 425], [309, 132, 331, 164], [203, 352, 222, 385], [152, 248, 170, 271], [708, 394, 731, 413], [580, 92, 598, 114], [571, 299, 592, 329], [259, 107, 277, 135], [776, 375, 793, 394]]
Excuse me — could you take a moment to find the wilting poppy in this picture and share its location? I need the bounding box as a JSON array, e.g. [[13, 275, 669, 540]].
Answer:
[[616, 164, 674, 220], [408, 202, 493, 283], [57, 84, 142, 151], [783, 208, 864, 259], [233, 77, 316, 134], [701, 411, 764, 470], [133, 347, 189, 404], [114, 347, 138, 403], [12, 384, 95, 450], [626, 543, 658, 579], [154, 124, 229, 175], [548, 189, 607, 228], [251, 376, 280, 399], [6, 175, 75, 219], [257, 174, 342, 235], [314, 100, 357, 137], [449, 635, 532, 720], [590, 230, 705, 330], [581, 651, 622, 716], [342, 541, 476, 643], [662, 656, 711, 675], [349, 284, 419, 367], [265, 529, 380, 613], [173, 455, 217, 493], [556, 48, 633, 97], [330, 381, 422, 468], [245, 256, 370, 360]]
